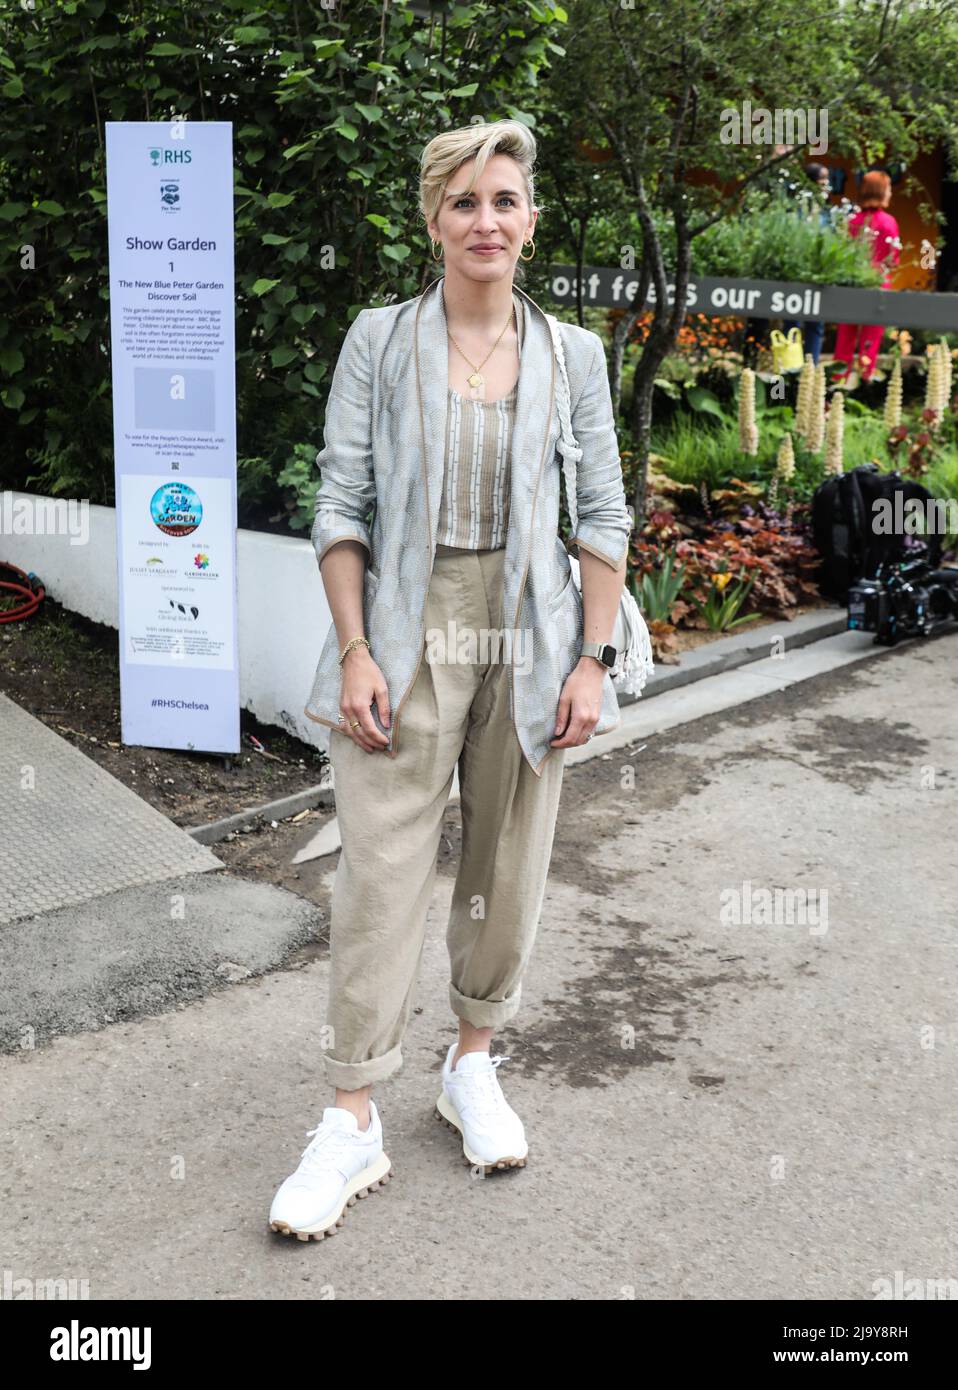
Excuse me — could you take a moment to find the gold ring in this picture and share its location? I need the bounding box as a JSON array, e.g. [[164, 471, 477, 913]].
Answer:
[[351, 720, 361, 729]]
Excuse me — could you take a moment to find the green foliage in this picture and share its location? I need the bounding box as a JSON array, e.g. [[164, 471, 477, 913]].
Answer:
[[692, 197, 884, 287], [651, 412, 819, 493], [0, 0, 563, 510], [558, 0, 958, 528], [841, 412, 898, 469], [590, 193, 882, 288], [637, 548, 686, 622], [926, 453, 958, 553], [685, 385, 725, 419], [651, 396, 958, 511], [688, 570, 763, 632], [652, 415, 745, 491], [274, 442, 324, 533]]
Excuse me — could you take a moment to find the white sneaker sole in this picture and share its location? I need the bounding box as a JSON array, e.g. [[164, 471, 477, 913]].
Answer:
[[269, 1152, 393, 1241], [434, 1092, 528, 1171]]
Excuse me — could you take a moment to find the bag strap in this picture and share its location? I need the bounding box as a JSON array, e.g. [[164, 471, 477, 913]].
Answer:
[[544, 312, 582, 535], [545, 312, 656, 695]]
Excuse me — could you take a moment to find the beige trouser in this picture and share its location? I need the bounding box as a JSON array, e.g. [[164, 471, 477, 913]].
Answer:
[[324, 542, 566, 1091]]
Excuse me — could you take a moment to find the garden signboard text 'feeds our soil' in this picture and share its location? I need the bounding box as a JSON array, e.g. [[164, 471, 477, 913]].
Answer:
[[549, 266, 958, 331]]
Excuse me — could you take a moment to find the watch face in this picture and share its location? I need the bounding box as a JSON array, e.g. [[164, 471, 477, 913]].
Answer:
[[601, 644, 616, 668]]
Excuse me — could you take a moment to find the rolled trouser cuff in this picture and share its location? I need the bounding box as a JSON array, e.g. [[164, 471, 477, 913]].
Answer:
[[449, 981, 522, 1029], [323, 1041, 404, 1091]]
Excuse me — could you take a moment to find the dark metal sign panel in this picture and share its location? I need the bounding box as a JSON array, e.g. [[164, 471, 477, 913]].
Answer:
[[548, 266, 958, 329]]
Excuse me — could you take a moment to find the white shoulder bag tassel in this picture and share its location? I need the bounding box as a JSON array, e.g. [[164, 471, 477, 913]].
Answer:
[[545, 312, 655, 698]]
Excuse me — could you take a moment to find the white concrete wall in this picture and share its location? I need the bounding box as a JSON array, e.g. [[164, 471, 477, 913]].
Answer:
[[0, 491, 334, 751]]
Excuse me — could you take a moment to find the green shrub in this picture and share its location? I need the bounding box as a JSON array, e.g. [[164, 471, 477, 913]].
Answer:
[[926, 454, 958, 553], [0, 0, 559, 518], [693, 200, 883, 287], [590, 190, 884, 289]]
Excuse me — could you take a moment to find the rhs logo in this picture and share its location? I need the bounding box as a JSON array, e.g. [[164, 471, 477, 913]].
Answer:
[[149, 148, 193, 166]]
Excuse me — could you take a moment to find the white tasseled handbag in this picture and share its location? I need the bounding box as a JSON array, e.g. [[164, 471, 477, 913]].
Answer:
[[544, 312, 655, 697]]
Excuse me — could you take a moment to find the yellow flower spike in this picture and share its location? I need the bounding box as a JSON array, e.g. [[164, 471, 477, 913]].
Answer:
[[738, 367, 759, 455], [884, 358, 903, 430]]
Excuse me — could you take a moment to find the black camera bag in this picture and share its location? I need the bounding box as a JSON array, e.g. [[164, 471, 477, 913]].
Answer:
[[811, 463, 942, 602]]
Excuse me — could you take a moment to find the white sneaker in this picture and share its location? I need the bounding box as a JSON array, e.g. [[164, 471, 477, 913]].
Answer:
[[435, 1043, 528, 1171], [269, 1101, 392, 1241]]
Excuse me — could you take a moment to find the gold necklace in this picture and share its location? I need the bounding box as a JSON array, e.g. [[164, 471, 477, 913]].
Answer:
[[447, 305, 516, 399]]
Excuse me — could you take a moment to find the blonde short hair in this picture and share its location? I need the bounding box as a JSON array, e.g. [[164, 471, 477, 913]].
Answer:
[[419, 120, 541, 233]]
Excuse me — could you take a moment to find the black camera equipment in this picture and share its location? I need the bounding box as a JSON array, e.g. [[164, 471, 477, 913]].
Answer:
[[847, 539, 958, 644]]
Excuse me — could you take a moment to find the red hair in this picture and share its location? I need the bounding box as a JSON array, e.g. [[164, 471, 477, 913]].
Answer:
[[859, 170, 891, 209]]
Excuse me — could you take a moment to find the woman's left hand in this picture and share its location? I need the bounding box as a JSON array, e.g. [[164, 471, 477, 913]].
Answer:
[[549, 660, 606, 748]]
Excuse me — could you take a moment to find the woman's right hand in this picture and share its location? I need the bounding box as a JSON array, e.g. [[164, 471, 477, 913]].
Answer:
[[339, 647, 391, 752]]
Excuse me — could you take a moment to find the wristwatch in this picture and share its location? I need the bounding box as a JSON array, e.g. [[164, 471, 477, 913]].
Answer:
[[581, 640, 618, 670]]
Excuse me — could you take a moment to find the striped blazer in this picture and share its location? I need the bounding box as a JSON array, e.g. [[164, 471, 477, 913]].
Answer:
[[304, 274, 634, 776]]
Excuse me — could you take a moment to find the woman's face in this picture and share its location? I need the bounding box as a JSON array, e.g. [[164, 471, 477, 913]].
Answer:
[[428, 152, 537, 281]]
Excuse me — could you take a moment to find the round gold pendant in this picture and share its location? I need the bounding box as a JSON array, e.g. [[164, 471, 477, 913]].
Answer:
[[468, 372, 483, 388]]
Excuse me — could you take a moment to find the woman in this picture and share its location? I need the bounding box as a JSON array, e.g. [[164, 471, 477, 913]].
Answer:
[[832, 170, 902, 383], [270, 121, 633, 1241]]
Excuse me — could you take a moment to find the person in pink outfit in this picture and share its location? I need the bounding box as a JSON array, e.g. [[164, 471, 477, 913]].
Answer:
[[833, 170, 901, 381]]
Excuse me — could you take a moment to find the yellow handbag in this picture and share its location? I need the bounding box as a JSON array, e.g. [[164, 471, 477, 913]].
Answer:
[[770, 327, 804, 373]]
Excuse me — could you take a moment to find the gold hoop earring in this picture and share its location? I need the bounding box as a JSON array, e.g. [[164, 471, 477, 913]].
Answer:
[[430, 239, 443, 261], [519, 238, 536, 262]]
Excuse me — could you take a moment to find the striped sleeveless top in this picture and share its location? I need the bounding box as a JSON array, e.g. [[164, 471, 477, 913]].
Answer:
[[436, 293, 524, 551]]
